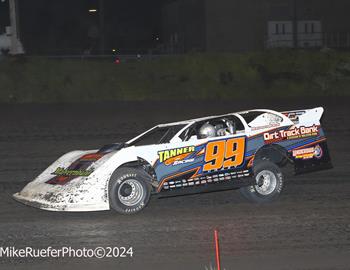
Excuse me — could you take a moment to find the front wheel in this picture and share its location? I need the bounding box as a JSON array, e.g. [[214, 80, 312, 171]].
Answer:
[[240, 161, 284, 203], [109, 167, 152, 214]]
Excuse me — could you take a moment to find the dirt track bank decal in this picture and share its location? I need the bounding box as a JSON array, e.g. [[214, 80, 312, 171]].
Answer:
[[264, 125, 319, 144]]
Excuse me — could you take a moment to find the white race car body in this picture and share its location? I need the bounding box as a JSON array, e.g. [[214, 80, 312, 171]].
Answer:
[[13, 108, 332, 211]]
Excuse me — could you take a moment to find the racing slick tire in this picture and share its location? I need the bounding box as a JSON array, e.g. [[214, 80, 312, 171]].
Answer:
[[109, 167, 152, 214], [240, 161, 284, 203]]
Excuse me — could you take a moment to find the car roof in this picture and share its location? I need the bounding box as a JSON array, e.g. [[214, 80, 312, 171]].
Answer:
[[157, 113, 234, 127], [157, 109, 280, 127]]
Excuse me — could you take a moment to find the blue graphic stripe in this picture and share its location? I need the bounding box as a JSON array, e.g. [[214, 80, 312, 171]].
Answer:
[[244, 136, 324, 158], [286, 136, 324, 150]]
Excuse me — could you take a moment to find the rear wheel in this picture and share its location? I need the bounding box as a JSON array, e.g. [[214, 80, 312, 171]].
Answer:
[[240, 161, 284, 203], [109, 167, 152, 214]]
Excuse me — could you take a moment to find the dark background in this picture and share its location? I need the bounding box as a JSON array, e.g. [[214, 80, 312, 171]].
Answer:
[[1, 0, 350, 55], [1, 0, 164, 54], [0, 1, 349, 270]]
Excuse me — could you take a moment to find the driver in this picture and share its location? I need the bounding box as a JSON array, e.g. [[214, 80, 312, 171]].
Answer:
[[216, 119, 236, 136], [198, 119, 236, 139], [198, 123, 216, 139]]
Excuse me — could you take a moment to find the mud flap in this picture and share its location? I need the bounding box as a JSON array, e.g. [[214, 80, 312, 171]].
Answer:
[[294, 141, 333, 175]]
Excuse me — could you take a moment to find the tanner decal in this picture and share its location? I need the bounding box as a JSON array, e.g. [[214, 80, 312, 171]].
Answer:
[[158, 146, 195, 165], [264, 125, 319, 143]]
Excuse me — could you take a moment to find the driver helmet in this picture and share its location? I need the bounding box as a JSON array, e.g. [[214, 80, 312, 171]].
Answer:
[[198, 123, 216, 139]]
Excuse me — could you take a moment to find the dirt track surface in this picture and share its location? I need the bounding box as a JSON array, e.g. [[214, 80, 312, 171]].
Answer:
[[0, 98, 349, 270]]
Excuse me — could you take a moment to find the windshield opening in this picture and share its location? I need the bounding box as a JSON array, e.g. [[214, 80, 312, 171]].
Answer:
[[239, 111, 283, 130], [179, 115, 245, 141], [128, 125, 186, 146]]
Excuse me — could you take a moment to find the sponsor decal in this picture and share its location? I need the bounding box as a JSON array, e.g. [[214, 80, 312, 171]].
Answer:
[[172, 158, 195, 166], [251, 123, 280, 131], [283, 111, 305, 122], [158, 146, 195, 165], [52, 167, 93, 177], [247, 156, 254, 168], [292, 147, 315, 160], [314, 145, 323, 159], [292, 144, 323, 160], [47, 152, 104, 185], [162, 169, 250, 190], [264, 125, 319, 143]]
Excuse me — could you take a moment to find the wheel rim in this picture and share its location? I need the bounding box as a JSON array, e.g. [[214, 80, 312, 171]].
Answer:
[[117, 179, 144, 207], [254, 170, 277, 195]]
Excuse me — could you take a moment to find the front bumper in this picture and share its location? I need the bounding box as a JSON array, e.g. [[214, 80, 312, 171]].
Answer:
[[13, 192, 108, 212]]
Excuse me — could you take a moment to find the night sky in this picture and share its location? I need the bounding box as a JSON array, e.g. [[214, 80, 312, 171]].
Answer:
[[1, 0, 164, 54]]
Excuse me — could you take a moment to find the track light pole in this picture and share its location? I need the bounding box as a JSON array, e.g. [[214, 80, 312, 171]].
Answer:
[[293, 0, 298, 48], [99, 0, 105, 54], [8, 0, 24, 54]]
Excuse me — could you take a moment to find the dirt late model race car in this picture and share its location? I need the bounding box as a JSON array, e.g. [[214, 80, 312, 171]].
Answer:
[[14, 107, 332, 214]]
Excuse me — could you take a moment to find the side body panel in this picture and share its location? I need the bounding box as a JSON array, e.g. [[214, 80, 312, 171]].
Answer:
[[151, 135, 249, 192], [150, 123, 332, 193], [246, 124, 331, 173]]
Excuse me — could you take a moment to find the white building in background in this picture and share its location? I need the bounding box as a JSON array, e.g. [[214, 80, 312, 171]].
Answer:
[[162, 0, 350, 53], [297, 20, 322, 48], [267, 21, 294, 48], [267, 20, 322, 48]]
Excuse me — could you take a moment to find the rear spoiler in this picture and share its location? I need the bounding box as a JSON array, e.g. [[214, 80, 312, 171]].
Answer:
[[281, 107, 324, 124]]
